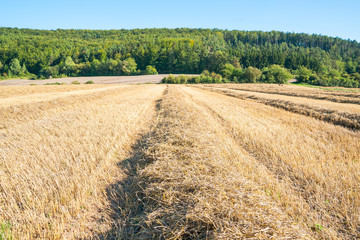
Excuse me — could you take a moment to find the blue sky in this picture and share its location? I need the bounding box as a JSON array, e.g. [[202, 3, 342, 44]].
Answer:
[[1, 0, 359, 41]]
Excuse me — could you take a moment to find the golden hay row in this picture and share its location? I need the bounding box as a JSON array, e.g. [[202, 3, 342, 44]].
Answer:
[[209, 83, 360, 104], [198, 86, 360, 130], [0, 84, 165, 239]]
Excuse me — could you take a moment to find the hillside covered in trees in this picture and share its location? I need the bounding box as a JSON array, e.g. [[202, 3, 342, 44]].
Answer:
[[1, 28, 360, 87]]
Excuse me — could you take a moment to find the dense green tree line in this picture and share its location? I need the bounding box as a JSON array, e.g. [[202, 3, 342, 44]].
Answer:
[[0, 28, 360, 87]]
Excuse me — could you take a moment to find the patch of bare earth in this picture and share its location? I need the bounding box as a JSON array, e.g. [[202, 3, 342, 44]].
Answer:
[[0, 74, 197, 86]]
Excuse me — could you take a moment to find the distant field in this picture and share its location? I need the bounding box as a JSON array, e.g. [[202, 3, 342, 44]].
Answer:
[[0, 74, 196, 86], [0, 84, 359, 239]]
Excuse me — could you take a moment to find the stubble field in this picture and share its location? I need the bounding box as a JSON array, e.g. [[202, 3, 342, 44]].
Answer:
[[0, 83, 359, 239]]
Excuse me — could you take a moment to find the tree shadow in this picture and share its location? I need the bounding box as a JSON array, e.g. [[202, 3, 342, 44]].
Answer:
[[94, 99, 163, 240], [94, 129, 155, 240]]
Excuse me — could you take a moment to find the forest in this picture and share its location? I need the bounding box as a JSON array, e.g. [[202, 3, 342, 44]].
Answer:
[[0, 28, 360, 87]]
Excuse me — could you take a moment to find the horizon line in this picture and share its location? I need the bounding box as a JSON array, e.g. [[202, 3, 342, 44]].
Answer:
[[1, 26, 358, 43]]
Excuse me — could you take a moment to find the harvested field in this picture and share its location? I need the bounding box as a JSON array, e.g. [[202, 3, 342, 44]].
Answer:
[[0, 84, 165, 239], [0, 83, 359, 239]]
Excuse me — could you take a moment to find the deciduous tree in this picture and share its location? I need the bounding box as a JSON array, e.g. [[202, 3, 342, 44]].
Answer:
[[9, 58, 21, 76], [145, 65, 158, 75], [262, 65, 293, 84], [243, 67, 262, 83]]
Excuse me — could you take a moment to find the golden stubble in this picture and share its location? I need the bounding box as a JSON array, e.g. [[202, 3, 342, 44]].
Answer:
[[1, 83, 359, 239], [184, 85, 360, 239], [0, 84, 165, 239]]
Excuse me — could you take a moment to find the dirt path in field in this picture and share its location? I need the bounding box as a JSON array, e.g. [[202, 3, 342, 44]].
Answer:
[[0, 74, 197, 86]]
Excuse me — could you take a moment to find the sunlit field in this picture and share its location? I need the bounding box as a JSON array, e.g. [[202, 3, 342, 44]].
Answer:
[[0, 84, 359, 239]]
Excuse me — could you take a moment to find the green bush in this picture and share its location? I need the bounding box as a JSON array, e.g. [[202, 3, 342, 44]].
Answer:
[[85, 80, 94, 84], [71, 80, 81, 85], [243, 67, 262, 83], [261, 65, 293, 84], [44, 82, 65, 85], [162, 72, 225, 84], [145, 65, 158, 75], [162, 74, 176, 83]]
